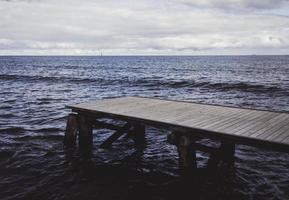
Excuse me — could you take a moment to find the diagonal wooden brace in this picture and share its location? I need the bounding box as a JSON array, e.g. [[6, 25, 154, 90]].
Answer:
[[100, 122, 132, 148]]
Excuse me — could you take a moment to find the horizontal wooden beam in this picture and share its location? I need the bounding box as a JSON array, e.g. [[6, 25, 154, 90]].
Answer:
[[93, 120, 122, 130], [194, 143, 218, 154]]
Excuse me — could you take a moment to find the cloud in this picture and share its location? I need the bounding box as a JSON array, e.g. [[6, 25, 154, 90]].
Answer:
[[0, 0, 289, 55], [178, 0, 289, 10]]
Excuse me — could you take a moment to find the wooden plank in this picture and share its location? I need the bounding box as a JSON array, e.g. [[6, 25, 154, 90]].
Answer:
[[228, 112, 279, 136], [283, 135, 289, 144], [76, 97, 141, 111], [238, 114, 286, 137], [127, 102, 225, 125], [171, 109, 233, 127], [215, 111, 276, 135], [243, 114, 289, 138], [127, 101, 184, 118], [80, 97, 160, 114], [183, 106, 245, 125], [197, 109, 259, 132], [255, 116, 289, 140], [176, 106, 246, 128], [271, 123, 289, 142], [215, 112, 266, 132]]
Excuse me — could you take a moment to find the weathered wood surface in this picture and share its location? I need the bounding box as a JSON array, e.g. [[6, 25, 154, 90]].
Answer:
[[67, 97, 289, 152]]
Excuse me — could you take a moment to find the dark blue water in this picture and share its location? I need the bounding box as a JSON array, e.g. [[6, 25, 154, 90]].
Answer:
[[0, 56, 289, 200]]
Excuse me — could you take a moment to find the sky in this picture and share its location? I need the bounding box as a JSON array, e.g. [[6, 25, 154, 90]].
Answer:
[[1, 0, 289, 55]]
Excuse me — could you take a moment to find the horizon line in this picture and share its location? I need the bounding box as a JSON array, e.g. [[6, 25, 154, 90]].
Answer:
[[1, 54, 289, 57]]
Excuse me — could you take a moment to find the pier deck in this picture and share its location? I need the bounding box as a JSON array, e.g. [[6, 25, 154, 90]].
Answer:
[[67, 97, 289, 151], [65, 97, 289, 172]]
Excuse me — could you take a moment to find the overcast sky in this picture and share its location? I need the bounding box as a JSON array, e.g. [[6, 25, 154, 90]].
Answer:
[[1, 0, 289, 55]]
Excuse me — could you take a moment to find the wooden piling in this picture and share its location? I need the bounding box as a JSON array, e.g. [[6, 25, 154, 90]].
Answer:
[[177, 135, 197, 175], [219, 141, 235, 165], [78, 115, 93, 149], [132, 123, 146, 149], [168, 131, 197, 175], [64, 113, 78, 148]]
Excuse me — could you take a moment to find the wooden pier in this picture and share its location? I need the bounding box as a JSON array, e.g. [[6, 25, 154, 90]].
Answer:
[[64, 97, 289, 173]]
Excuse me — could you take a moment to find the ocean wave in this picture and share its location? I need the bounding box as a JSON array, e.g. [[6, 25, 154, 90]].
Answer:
[[205, 82, 286, 93], [131, 78, 287, 94], [0, 74, 105, 84], [0, 74, 287, 94], [33, 127, 63, 132], [0, 113, 16, 118], [0, 127, 63, 134], [15, 134, 63, 141], [0, 127, 26, 133]]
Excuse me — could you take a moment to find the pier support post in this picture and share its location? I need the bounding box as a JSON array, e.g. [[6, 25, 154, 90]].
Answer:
[[219, 141, 235, 165], [64, 114, 78, 148], [132, 123, 146, 149], [177, 135, 197, 176], [78, 115, 93, 150], [168, 131, 197, 176]]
